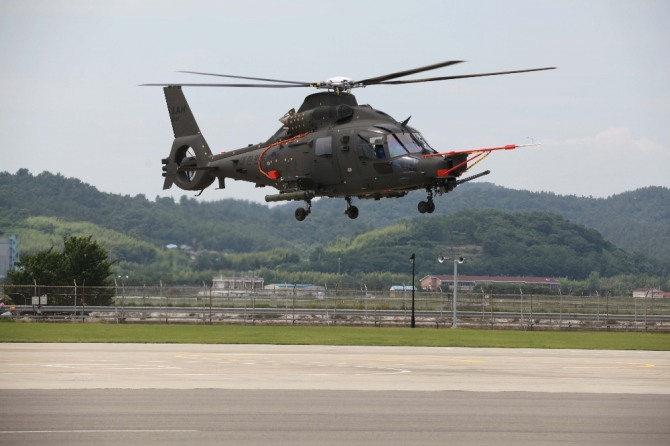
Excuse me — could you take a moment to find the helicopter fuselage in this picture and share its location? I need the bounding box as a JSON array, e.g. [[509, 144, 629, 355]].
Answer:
[[162, 88, 484, 220], [197, 92, 464, 194]]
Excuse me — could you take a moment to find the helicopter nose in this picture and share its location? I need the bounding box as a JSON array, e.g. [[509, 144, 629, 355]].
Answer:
[[437, 153, 468, 178], [420, 156, 452, 178]]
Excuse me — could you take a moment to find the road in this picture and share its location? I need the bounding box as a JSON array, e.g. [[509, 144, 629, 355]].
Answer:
[[1, 344, 669, 445]]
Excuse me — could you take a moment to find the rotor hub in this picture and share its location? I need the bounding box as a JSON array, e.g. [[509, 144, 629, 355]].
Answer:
[[317, 76, 357, 92]]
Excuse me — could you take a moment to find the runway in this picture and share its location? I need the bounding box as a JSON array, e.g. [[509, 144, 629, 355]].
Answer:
[[1, 343, 669, 445]]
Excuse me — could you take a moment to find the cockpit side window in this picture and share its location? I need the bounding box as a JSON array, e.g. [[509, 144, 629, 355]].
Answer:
[[357, 132, 386, 160], [373, 138, 386, 159], [315, 136, 333, 158]]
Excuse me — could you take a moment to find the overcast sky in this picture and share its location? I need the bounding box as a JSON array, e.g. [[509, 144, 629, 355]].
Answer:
[[2, 0, 668, 204]]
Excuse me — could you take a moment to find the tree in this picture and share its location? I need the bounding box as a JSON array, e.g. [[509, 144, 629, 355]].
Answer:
[[7, 235, 115, 305], [61, 235, 114, 287]]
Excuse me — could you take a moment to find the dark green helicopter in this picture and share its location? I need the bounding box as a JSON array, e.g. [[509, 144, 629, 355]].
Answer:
[[144, 61, 554, 221]]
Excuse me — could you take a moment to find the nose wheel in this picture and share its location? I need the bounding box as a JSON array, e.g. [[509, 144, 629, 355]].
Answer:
[[345, 196, 359, 219], [418, 190, 436, 214], [417, 200, 435, 214]]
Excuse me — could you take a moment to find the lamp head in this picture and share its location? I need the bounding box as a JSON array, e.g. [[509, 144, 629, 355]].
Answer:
[[439, 255, 466, 263]]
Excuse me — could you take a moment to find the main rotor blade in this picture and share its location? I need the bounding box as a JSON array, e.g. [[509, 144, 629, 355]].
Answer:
[[140, 83, 307, 88], [357, 60, 464, 85], [177, 71, 311, 85], [142, 63, 556, 90], [377, 67, 557, 85]]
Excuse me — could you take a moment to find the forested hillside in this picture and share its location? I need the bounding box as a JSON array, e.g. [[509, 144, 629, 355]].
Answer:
[[2, 169, 668, 260], [1, 169, 668, 289], [303, 183, 670, 262], [312, 211, 665, 280]]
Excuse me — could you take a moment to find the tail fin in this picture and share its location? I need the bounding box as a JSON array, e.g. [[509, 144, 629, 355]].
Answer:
[[161, 87, 215, 191], [164, 86, 204, 138]]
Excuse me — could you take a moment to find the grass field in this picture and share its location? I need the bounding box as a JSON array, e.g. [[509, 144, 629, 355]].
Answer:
[[1, 322, 669, 350]]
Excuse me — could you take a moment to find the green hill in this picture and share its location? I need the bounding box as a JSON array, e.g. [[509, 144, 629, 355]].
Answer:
[[1, 169, 668, 288], [312, 210, 664, 280], [302, 183, 670, 262]]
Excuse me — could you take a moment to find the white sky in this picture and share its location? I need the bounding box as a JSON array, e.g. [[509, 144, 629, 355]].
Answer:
[[1, 0, 669, 203]]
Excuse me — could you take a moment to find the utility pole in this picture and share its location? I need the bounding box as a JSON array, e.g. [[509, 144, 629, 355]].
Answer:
[[410, 253, 416, 328]]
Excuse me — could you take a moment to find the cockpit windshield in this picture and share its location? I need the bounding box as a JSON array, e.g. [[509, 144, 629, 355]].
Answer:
[[411, 132, 435, 152], [386, 132, 435, 158], [357, 129, 437, 160]]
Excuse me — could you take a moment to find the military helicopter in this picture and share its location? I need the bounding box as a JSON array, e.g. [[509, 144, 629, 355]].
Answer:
[[144, 60, 554, 221]]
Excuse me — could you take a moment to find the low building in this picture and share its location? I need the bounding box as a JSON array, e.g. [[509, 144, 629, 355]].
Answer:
[[420, 274, 560, 292], [212, 276, 264, 291], [389, 285, 417, 297], [264, 283, 325, 296], [633, 288, 670, 299]]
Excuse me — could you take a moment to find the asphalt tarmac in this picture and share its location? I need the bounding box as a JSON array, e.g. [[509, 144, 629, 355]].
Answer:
[[1, 343, 669, 445]]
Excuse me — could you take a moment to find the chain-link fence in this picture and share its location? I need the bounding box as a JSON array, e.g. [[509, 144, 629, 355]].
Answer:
[[2, 284, 670, 331]]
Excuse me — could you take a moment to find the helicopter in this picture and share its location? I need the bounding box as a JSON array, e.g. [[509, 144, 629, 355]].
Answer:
[[144, 60, 555, 221]]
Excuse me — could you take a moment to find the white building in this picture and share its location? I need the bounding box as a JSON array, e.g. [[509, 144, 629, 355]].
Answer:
[[0, 234, 19, 281], [212, 275, 264, 291]]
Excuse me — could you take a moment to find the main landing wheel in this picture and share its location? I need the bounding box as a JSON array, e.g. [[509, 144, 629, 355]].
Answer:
[[295, 207, 308, 221], [344, 196, 359, 219], [295, 199, 312, 221]]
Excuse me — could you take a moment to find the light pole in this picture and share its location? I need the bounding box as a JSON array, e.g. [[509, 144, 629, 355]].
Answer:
[[439, 255, 465, 329], [117, 275, 128, 320], [410, 253, 416, 328]]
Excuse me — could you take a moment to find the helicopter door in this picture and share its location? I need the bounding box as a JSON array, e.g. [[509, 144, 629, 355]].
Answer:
[[313, 135, 343, 190], [348, 131, 392, 184], [333, 131, 359, 191]]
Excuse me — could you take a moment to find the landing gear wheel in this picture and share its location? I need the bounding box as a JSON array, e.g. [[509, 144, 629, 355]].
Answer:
[[295, 199, 312, 221], [344, 196, 359, 219], [295, 207, 308, 221], [419, 188, 436, 214]]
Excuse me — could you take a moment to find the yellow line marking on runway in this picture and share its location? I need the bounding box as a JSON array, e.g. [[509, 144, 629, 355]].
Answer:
[[563, 363, 656, 369]]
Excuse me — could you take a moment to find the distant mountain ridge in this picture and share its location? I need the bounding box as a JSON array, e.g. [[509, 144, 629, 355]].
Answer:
[[1, 169, 669, 263], [279, 181, 670, 262]]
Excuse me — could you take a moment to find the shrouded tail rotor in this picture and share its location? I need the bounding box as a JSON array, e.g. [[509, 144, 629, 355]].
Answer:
[[161, 86, 215, 191]]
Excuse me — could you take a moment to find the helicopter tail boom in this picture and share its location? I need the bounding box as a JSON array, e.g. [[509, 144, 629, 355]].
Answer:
[[161, 87, 215, 191]]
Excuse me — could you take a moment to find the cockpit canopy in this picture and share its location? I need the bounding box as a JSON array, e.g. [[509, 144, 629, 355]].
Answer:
[[356, 127, 436, 160]]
